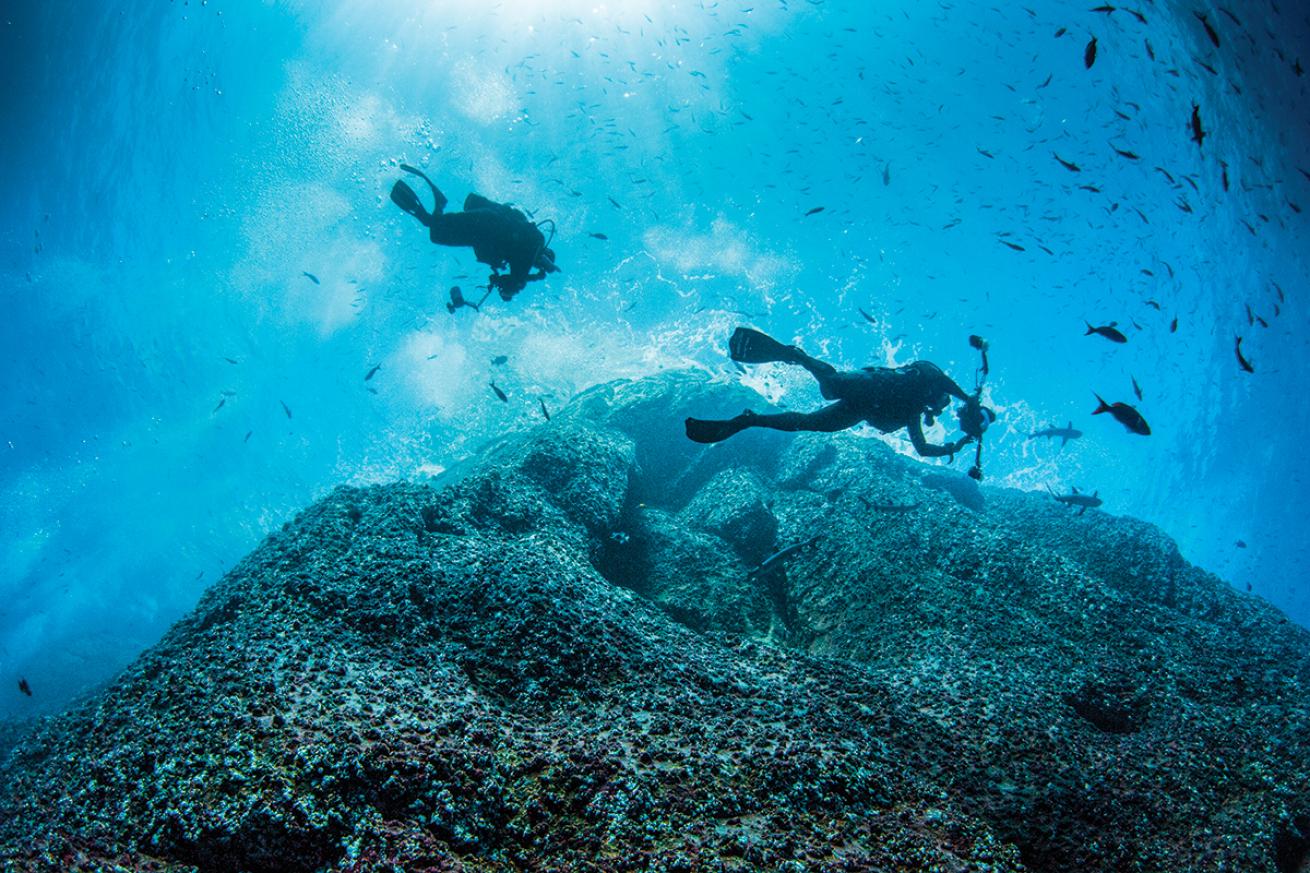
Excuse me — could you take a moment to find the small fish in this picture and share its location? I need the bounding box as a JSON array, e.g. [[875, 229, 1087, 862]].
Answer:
[[539, 398, 551, 421], [243, 430, 253, 443], [1090, 5, 1116, 13], [280, 400, 292, 419], [1029, 422, 1082, 447], [588, 232, 609, 240], [18, 678, 32, 697], [1235, 336, 1254, 373], [747, 535, 821, 581], [1053, 152, 1081, 172], [490, 382, 508, 402], [1189, 103, 1206, 148], [1084, 36, 1098, 69], [882, 163, 891, 186], [1170, 317, 1178, 333], [302, 272, 320, 284], [1085, 321, 1127, 343], [364, 364, 381, 381], [858, 307, 877, 325], [1000, 239, 1026, 251], [1047, 485, 1103, 515], [1220, 160, 1230, 192], [223, 357, 240, 365], [1112, 146, 1140, 160], [608, 196, 623, 209], [1131, 375, 1143, 401], [212, 397, 226, 413], [804, 206, 825, 216], [1093, 393, 1150, 435], [863, 499, 922, 513], [1194, 11, 1219, 47], [1144, 299, 1161, 309], [1235, 539, 1247, 549], [1055, 27, 1067, 38], [491, 355, 509, 366], [977, 147, 995, 158]]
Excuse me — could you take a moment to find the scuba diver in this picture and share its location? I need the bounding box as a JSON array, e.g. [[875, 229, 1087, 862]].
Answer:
[[686, 328, 996, 476], [390, 164, 559, 310]]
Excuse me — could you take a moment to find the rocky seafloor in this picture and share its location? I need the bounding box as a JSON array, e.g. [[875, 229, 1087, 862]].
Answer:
[[2, 371, 1308, 872]]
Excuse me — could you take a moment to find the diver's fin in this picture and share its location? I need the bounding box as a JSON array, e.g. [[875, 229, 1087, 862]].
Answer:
[[685, 416, 748, 444], [728, 327, 800, 364], [400, 163, 447, 213], [390, 180, 431, 224]]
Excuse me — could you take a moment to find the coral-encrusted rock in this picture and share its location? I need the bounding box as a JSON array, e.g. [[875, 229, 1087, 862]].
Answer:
[[614, 507, 777, 639], [677, 467, 777, 563], [2, 370, 1309, 873]]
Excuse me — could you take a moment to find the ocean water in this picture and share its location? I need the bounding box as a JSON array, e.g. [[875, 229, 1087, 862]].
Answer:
[[0, 0, 1306, 721]]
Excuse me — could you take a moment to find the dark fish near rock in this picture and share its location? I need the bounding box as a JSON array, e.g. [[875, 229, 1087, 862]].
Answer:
[[1131, 376, 1143, 401], [490, 382, 508, 402], [1194, 11, 1219, 47], [1047, 485, 1103, 515], [1084, 36, 1098, 69], [748, 535, 820, 581], [1093, 393, 1150, 435], [539, 398, 551, 421], [18, 678, 32, 696], [1085, 321, 1127, 343], [1029, 421, 1082, 447], [864, 499, 922, 513]]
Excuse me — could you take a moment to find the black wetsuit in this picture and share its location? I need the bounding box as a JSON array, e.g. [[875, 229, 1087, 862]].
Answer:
[[685, 328, 973, 458], [391, 168, 556, 300], [427, 193, 549, 299]]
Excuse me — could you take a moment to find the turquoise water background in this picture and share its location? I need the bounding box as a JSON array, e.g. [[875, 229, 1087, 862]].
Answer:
[[1, 0, 1307, 718]]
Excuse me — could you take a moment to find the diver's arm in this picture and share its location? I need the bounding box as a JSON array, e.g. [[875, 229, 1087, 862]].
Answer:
[[907, 417, 971, 459], [941, 374, 972, 402]]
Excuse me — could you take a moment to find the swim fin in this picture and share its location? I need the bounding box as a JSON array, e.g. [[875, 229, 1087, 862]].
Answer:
[[729, 327, 801, 364], [400, 163, 447, 213], [685, 413, 755, 444], [390, 180, 431, 224]]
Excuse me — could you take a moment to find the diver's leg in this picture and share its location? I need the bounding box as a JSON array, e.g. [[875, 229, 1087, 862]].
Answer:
[[744, 401, 863, 434], [687, 402, 862, 443], [428, 212, 483, 247]]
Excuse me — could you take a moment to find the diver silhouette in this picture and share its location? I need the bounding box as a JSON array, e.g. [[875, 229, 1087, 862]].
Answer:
[[686, 328, 994, 462], [390, 164, 559, 307]]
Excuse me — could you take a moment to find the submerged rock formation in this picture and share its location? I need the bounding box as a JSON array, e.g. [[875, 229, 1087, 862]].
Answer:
[[2, 371, 1308, 872]]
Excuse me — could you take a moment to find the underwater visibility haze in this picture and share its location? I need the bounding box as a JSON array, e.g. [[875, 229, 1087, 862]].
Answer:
[[1, 0, 1309, 742]]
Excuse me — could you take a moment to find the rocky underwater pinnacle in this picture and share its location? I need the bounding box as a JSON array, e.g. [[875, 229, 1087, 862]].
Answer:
[[1, 369, 1309, 872]]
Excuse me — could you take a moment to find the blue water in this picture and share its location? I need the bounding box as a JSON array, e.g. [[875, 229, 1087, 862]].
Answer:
[[2, 0, 1307, 719]]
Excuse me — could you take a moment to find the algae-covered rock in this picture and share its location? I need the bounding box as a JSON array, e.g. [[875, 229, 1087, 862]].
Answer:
[[677, 467, 778, 563], [2, 370, 1308, 873]]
